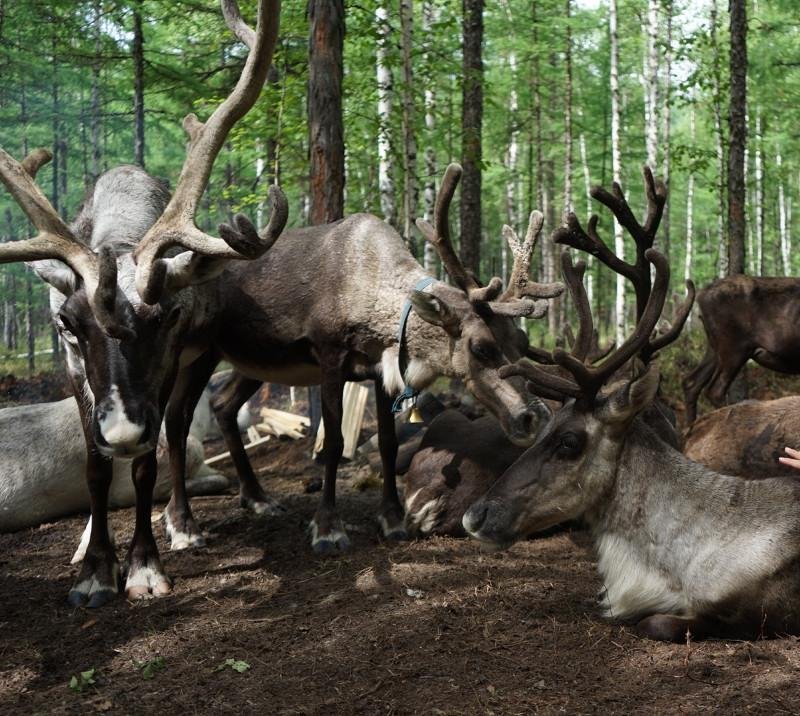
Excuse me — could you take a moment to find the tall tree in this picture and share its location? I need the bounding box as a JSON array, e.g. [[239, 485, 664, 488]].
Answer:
[[375, 4, 396, 226], [563, 0, 573, 215], [728, 0, 747, 275], [308, 0, 345, 225], [460, 0, 483, 277], [643, 0, 659, 170], [421, 0, 438, 273], [710, 0, 727, 276], [133, 0, 145, 167], [399, 0, 418, 253], [610, 0, 625, 344]]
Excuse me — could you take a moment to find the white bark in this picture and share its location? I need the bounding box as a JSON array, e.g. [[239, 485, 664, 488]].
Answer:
[[563, 0, 573, 215], [610, 0, 625, 344], [684, 106, 695, 289], [778, 150, 790, 275], [422, 0, 438, 273], [503, 52, 520, 286], [710, 0, 727, 277], [400, 0, 418, 249], [375, 5, 396, 226], [578, 108, 593, 307], [755, 109, 764, 275], [255, 142, 265, 231], [643, 0, 659, 170]]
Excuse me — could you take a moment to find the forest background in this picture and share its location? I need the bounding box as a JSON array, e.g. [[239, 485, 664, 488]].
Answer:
[[0, 0, 796, 374]]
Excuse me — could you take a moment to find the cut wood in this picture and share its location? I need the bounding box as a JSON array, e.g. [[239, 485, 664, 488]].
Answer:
[[205, 434, 272, 466], [314, 382, 369, 460]]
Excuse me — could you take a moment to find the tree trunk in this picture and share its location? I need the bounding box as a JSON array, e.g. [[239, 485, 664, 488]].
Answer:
[[610, 0, 625, 344], [460, 0, 484, 278], [563, 0, 573, 215], [504, 51, 519, 285], [643, 0, 659, 170], [660, 0, 673, 258], [728, 0, 747, 275], [422, 1, 438, 273], [91, 0, 102, 182], [578, 109, 594, 307], [684, 105, 696, 290], [400, 0, 418, 254], [754, 109, 763, 275], [778, 150, 790, 275], [133, 0, 145, 167], [710, 0, 727, 277], [375, 4, 396, 226], [26, 272, 34, 375], [308, 0, 345, 226]]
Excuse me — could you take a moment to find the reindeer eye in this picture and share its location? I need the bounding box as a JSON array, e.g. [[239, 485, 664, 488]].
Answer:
[[470, 341, 500, 363], [557, 432, 583, 458]]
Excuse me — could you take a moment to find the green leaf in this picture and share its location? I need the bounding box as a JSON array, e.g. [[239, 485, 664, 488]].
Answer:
[[68, 667, 97, 693], [214, 658, 250, 674], [136, 656, 166, 680]]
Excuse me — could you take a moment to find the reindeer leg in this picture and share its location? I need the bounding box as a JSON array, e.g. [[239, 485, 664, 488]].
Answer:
[[68, 438, 119, 608], [164, 354, 218, 550], [125, 449, 172, 600], [213, 372, 284, 515], [309, 356, 349, 554], [706, 349, 749, 408], [682, 348, 716, 424], [374, 378, 407, 540], [636, 614, 714, 642]]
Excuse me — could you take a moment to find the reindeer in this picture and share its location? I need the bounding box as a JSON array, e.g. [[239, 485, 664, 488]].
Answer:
[[179, 167, 564, 555], [0, 0, 284, 606], [683, 396, 800, 479], [403, 169, 693, 537], [682, 277, 800, 424], [465, 244, 800, 641], [0, 390, 227, 532]]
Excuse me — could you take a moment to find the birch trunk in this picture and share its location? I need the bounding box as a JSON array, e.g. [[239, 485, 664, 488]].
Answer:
[[643, 0, 659, 170], [90, 0, 102, 182], [422, 1, 438, 273], [563, 0, 573, 214], [610, 0, 625, 344], [133, 0, 145, 167], [660, 0, 673, 258], [754, 110, 764, 274], [710, 0, 727, 277], [778, 151, 790, 275], [375, 5, 397, 226], [684, 106, 696, 289], [578, 114, 594, 307], [504, 51, 520, 285], [400, 0, 419, 254]]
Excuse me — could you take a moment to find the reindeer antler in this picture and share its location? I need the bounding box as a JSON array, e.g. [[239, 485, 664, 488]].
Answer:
[[0, 148, 135, 338], [501, 211, 566, 301], [134, 0, 283, 304], [501, 248, 671, 404]]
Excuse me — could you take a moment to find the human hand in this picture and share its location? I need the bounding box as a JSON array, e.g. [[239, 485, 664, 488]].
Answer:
[[779, 446, 800, 470]]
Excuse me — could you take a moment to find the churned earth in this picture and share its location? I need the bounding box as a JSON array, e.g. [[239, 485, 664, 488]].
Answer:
[[2, 433, 800, 715]]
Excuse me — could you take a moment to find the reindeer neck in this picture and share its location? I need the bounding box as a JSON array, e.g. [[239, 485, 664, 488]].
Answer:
[[586, 417, 800, 620]]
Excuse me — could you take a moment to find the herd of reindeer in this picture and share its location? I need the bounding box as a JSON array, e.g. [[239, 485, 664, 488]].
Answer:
[[3, 0, 800, 645]]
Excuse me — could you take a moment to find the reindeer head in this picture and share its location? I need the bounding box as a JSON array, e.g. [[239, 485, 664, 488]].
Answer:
[[0, 0, 284, 459], [463, 168, 695, 545], [411, 164, 564, 446]]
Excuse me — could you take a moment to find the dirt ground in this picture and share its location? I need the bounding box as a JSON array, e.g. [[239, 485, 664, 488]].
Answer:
[[2, 432, 800, 715]]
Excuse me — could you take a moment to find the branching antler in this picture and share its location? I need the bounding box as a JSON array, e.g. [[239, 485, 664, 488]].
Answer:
[[501, 248, 671, 404], [134, 0, 283, 304], [417, 169, 563, 319]]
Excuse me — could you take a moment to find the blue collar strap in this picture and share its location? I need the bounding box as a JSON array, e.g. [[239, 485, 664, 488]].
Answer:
[[391, 276, 436, 413]]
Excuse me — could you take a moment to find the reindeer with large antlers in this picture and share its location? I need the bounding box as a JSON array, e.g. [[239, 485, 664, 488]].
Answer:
[[0, 0, 284, 606], [463, 179, 800, 641], [179, 163, 563, 555]]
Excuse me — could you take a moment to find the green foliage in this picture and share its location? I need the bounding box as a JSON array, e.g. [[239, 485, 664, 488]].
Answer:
[[136, 656, 166, 680], [214, 658, 250, 673], [68, 667, 98, 693]]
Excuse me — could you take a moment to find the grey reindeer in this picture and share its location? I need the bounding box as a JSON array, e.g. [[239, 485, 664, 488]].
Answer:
[[464, 231, 800, 641]]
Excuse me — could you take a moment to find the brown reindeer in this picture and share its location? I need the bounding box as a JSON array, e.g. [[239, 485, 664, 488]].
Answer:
[[465, 245, 800, 641], [0, 0, 284, 606], [171, 173, 564, 556], [682, 276, 800, 424], [683, 396, 800, 479]]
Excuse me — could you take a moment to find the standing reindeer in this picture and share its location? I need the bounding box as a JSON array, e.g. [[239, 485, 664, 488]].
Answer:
[[465, 240, 800, 641], [682, 277, 800, 424], [0, 0, 284, 606], [172, 166, 564, 555]]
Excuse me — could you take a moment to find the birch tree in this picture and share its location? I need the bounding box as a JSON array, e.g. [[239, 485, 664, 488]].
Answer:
[[754, 110, 764, 274], [728, 0, 748, 275], [710, 0, 727, 276], [610, 0, 625, 344], [399, 0, 418, 252], [643, 0, 659, 170], [422, 0, 438, 272], [778, 150, 790, 274], [375, 4, 396, 226]]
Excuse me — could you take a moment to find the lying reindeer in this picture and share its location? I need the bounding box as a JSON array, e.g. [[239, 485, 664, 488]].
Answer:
[[0, 391, 226, 533], [683, 396, 800, 479], [465, 222, 800, 641]]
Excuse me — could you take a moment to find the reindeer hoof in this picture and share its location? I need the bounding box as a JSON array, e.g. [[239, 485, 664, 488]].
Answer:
[[125, 563, 173, 601], [68, 561, 121, 609], [378, 510, 408, 541], [241, 494, 285, 517], [163, 510, 205, 551], [309, 519, 351, 554]]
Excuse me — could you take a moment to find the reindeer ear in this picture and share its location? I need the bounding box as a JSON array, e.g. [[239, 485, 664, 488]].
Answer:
[[410, 291, 461, 337], [597, 362, 660, 426], [29, 259, 77, 297]]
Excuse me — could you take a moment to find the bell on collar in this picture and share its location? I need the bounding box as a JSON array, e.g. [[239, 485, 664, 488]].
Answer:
[[409, 404, 424, 423]]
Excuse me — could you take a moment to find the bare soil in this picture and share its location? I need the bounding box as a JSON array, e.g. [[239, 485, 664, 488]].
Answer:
[[2, 435, 800, 715]]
